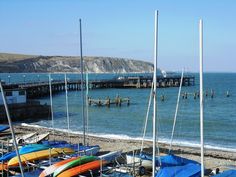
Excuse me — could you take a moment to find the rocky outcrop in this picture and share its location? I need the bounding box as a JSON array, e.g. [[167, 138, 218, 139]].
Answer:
[[0, 53, 155, 73]]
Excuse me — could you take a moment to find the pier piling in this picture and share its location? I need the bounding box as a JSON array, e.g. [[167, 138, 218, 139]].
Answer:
[[226, 91, 230, 97], [211, 89, 214, 98], [161, 95, 165, 101]]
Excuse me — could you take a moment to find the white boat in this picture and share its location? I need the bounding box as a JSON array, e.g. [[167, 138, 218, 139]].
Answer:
[[24, 132, 50, 144], [10, 132, 37, 144], [126, 153, 152, 169]]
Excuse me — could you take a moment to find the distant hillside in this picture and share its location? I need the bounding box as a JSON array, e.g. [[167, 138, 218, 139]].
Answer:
[[0, 53, 155, 73]]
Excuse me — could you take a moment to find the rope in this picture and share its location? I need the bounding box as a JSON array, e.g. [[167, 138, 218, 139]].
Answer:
[[48, 74, 55, 140], [64, 73, 71, 143], [169, 69, 184, 153], [86, 72, 90, 145], [140, 82, 154, 153]]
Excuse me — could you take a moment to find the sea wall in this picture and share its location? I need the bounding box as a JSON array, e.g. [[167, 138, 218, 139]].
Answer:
[[0, 100, 50, 123]]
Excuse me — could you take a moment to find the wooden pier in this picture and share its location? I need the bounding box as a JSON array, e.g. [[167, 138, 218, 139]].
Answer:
[[2, 75, 195, 99]]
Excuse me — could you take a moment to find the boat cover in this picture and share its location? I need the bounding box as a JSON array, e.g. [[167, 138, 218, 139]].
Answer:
[[139, 153, 199, 167], [156, 163, 201, 177], [157, 154, 200, 167], [12, 169, 43, 177], [155, 154, 201, 177], [0, 125, 9, 132], [213, 170, 236, 177]]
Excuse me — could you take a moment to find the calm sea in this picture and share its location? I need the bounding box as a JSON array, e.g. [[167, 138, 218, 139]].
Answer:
[[1, 72, 236, 151]]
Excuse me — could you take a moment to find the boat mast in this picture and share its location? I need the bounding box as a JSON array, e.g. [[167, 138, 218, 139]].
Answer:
[[79, 18, 86, 146], [169, 69, 184, 153], [86, 72, 89, 145], [152, 10, 158, 177], [49, 73, 54, 139], [64, 73, 70, 141], [199, 19, 204, 177], [0, 82, 25, 177]]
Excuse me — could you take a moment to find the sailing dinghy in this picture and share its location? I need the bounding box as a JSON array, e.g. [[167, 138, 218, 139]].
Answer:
[[8, 147, 75, 167], [0, 144, 50, 162], [24, 132, 49, 144], [53, 156, 96, 177], [39, 157, 79, 177], [41, 140, 100, 155], [56, 151, 121, 177], [57, 160, 104, 177], [0, 125, 9, 132], [0, 163, 7, 171], [213, 170, 236, 177], [9, 132, 37, 145]]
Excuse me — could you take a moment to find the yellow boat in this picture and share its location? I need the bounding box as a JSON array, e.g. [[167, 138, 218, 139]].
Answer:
[[8, 148, 75, 167]]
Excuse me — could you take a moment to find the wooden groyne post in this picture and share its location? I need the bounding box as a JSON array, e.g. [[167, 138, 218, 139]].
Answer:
[[88, 96, 130, 107]]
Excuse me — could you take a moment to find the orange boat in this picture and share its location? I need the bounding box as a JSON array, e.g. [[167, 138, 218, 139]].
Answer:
[[57, 160, 106, 177], [39, 157, 78, 177], [0, 163, 7, 171]]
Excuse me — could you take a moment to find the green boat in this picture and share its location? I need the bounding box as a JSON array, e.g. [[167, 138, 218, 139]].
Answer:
[[53, 156, 96, 177]]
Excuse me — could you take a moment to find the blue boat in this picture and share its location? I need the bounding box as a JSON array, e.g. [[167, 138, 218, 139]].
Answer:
[[11, 169, 43, 177], [0, 140, 99, 162], [213, 170, 236, 177], [157, 154, 200, 167], [155, 154, 201, 177], [156, 163, 201, 177], [0, 144, 50, 162], [41, 140, 100, 155], [127, 153, 199, 169], [0, 125, 9, 132], [127, 153, 202, 177]]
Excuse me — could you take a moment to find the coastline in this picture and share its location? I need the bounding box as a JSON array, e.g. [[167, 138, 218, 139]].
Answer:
[[2, 124, 235, 172]]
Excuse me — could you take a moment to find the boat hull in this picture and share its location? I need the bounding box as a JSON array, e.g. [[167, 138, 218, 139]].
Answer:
[[41, 141, 100, 155], [0, 144, 50, 162], [8, 148, 74, 167], [0, 125, 9, 132], [126, 154, 152, 169], [79, 146, 100, 156], [10, 132, 37, 144], [39, 157, 78, 177], [53, 156, 96, 177], [24, 132, 49, 144], [56, 151, 121, 177], [0, 163, 7, 171], [57, 160, 106, 177]]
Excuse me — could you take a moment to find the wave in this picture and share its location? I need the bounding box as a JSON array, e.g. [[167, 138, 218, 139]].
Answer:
[[21, 123, 236, 153]]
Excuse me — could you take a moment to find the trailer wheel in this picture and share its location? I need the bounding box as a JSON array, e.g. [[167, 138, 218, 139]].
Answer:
[[138, 166, 146, 176]]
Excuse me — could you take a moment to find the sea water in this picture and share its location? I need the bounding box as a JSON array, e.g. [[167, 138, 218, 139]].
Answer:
[[1, 73, 236, 151]]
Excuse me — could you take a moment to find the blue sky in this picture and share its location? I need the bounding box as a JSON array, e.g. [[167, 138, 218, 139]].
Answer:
[[0, 0, 235, 72]]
